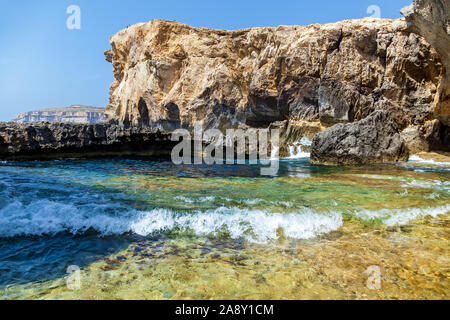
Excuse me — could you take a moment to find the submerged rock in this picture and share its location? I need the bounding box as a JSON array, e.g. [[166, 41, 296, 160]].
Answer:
[[0, 122, 174, 160], [310, 110, 409, 165]]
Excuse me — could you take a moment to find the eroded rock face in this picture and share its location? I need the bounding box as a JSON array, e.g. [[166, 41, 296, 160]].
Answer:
[[3, 10, 447, 161], [0, 122, 174, 160], [310, 110, 409, 165], [104, 18, 442, 139], [401, 0, 450, 126]]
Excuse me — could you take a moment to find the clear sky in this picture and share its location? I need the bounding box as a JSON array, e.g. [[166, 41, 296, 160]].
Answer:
[[0, 0, 411, 121]]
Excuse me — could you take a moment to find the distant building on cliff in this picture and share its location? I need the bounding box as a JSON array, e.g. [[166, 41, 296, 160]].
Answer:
[[12, 105, 106, 124]]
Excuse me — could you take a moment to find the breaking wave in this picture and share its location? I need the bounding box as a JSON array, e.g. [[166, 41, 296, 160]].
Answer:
[[130, 207, 343, 243], [286, 137, 312, 159], [1, 192, 449, 245], [2, 197, 448, 242], [0, 199, 342, 243], [409, 155, 450, 166]]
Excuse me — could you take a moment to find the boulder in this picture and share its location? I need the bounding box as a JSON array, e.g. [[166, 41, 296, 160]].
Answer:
[[310, 110, 409, 165]]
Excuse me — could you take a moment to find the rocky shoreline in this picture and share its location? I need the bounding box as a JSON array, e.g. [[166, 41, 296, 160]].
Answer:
[[0, 122, 175, 160], [1, 0, 448, 164]]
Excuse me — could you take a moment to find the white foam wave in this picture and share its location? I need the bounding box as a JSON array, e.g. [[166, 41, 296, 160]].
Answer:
[[286, 137, 312, 159], [359, 174, 449, 192], [242, 198, 293, 207], [0, 200, 132, 237], [3, 198, 447, 242], [0, 199, 342, 243], [409, 155, 450, 166], [287, 147, 310, 159], [174, 196, 195, 203], [401, 179, 450, 191], [131, 207, 343, 243], [174, 196, 216, 203], [174, 196, 294, 208], [243, 198, 264, 205], [354, 204, 450, 226]]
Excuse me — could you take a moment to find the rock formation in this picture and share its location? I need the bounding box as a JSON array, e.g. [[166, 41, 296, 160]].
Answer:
[[310, 110, 409, 165], [0, 122, 174, 160], [104, 18, 445, 153], [401, 0, 450, 126], [2, 2, 449, 161], [12, 105, 106, 124]]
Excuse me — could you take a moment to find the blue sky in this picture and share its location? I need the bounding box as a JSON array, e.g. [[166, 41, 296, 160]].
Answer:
[[0, 0, 411, 121]]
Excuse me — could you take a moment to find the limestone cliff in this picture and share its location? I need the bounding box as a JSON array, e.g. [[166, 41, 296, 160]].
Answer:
[[104, 18, 446, 151], [12, 105, 106, 124], [401, 0, 449, 130]]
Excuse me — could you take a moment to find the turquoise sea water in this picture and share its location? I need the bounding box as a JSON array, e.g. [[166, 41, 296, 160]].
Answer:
[[0, 157, 449, 299]]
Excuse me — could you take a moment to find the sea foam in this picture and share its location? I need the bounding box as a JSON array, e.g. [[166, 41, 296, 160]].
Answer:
[[0, 199, 342, 243], [286, 137, 312, 159], [409, 155, 450, 166], [130, 207, 343, 243], [2, 198, 447, 242], [354, 204, 450, 226]]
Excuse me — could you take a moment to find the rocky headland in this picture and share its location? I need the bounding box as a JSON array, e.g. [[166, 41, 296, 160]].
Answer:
[[12, 105, 106, 124], [103, 0, 448, 161], [0, 122, 174, 160], [0, 0, 448, 162]]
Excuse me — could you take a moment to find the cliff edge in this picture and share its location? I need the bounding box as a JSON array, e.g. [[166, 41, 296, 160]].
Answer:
[[401, 0, 449, 127], [104, 17, 447, 152]]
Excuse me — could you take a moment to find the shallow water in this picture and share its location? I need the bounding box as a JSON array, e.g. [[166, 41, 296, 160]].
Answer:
[[0, 156, 448, 299]]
